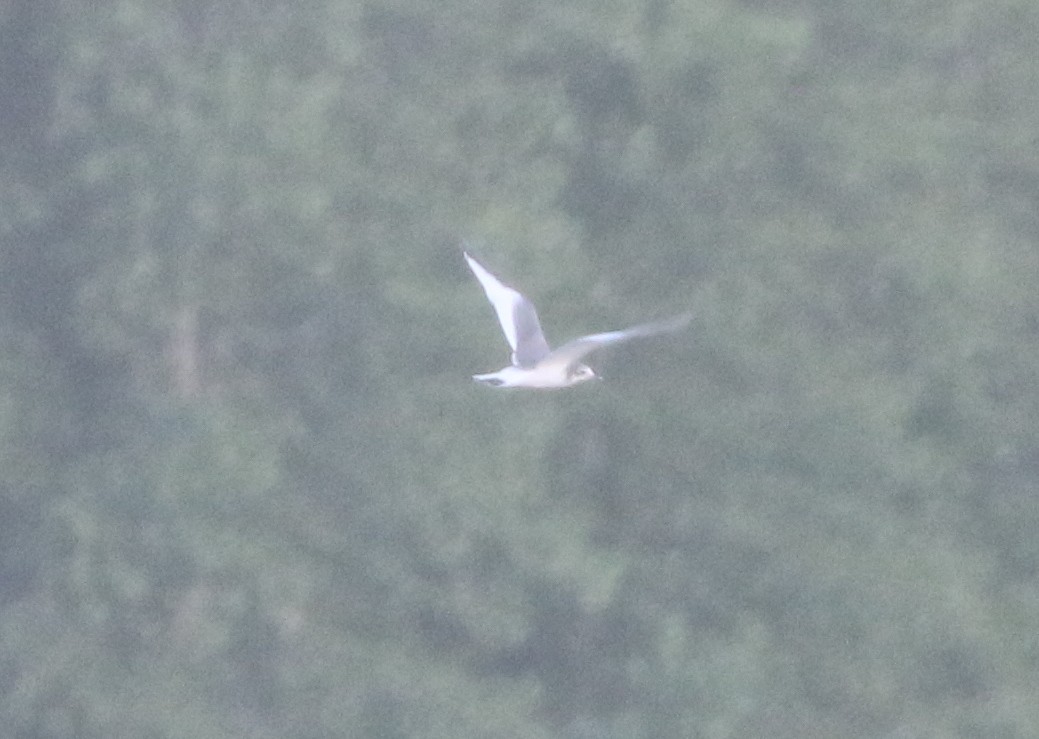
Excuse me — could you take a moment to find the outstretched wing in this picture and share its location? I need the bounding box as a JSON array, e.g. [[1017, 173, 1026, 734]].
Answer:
[[543, 312, 693, 371], [464, 251, 552, 367]]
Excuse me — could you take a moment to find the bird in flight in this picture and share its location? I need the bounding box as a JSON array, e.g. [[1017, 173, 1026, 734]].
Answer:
[[464, 250, 691, 388]]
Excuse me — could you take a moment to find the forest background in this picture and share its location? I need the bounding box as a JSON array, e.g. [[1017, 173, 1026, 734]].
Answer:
[[2, 0, 1038, 737]]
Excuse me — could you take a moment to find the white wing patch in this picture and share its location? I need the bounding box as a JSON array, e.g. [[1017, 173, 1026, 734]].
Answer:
[[464, 252, 550, 366]]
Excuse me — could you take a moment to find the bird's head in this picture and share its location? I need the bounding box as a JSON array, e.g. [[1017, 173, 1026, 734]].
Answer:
[[567, 364, 599, 386]]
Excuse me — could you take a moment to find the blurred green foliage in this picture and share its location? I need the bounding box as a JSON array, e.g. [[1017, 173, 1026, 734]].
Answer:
[[2, 0, 1038, 736]]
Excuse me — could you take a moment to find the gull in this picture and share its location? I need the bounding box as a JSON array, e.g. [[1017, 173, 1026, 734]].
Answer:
[[464, 250, 691, 388]]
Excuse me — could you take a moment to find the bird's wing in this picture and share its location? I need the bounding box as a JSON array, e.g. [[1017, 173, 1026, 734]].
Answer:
[[543, 312, 693, 370], [464, 251, 552, 366]]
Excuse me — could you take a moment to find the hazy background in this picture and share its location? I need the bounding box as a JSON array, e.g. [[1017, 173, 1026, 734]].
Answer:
[[2, 0, 1038, 736]]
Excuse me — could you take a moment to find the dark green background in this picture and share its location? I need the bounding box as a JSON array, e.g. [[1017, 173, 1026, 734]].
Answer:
[[2, 0, 1037, 736]]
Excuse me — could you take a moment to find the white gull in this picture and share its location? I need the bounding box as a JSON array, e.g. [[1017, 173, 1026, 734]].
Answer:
[[464, 250, 691, 389]]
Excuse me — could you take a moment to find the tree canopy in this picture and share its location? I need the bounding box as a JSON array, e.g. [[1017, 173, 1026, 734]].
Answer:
[[2, 0, 1038, 736]]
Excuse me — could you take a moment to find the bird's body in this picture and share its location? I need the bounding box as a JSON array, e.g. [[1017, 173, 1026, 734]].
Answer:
[[463, 250, 690, 389], [471, 363, 589, 389]]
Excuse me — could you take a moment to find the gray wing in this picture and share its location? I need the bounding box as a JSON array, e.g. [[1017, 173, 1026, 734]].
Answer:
[[464, 251, 552, 366], [543, 312, 693, 370]]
